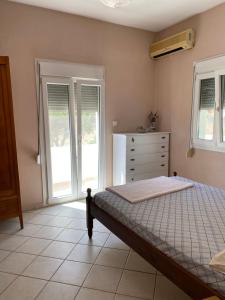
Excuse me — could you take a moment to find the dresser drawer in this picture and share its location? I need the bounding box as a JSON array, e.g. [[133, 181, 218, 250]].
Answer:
[[127, 133, 169, 145], [126, 170, 168, 183], [127, 161, 168, 176], [127, 143, 168, 155], [127, 152, 168, 166]]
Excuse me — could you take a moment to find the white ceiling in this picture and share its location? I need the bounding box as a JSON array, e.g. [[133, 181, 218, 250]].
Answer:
[[9, 0, 225, 32]]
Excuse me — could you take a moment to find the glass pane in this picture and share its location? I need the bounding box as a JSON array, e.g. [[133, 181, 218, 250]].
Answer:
[[221, 75, 225, 142], [47, 84, 72, 198], [198, 78, 215, 140], [81, 85, 100, 192]]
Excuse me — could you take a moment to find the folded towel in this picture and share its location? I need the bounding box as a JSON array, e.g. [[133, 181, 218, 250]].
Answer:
[[106, 176, 193, 203], [210, 249, 225, 274]]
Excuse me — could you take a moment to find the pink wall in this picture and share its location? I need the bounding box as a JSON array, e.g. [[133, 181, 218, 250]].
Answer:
[[1, 0, 225, 209], [154, 3, 225, 189], [0, 1, 154, 209]]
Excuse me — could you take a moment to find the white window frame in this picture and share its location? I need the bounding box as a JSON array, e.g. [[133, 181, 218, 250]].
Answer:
[[74, 78, 106, 198], [192, 57, 225, 152], [36, 59, 106, 205], [41, 76, 78, 203]]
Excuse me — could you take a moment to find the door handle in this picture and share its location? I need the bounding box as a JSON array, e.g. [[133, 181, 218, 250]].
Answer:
[[131, 137, 135, 142]]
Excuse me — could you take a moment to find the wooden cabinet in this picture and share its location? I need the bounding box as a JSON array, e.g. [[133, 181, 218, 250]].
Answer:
[[0, 57, 23, 228], [113, 132, 170, 186]]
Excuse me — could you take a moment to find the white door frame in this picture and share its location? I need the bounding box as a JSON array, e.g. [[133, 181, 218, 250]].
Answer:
[[41, 76, 78, 204], [40, 76, 106, 204], [75, 79, 106, 198]]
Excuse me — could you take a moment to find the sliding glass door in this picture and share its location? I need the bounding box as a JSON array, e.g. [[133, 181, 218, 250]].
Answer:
[[42, 77, 104, 204]]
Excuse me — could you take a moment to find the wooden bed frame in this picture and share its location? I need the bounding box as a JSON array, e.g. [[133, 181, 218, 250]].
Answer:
[[86, 188, 224, 300]]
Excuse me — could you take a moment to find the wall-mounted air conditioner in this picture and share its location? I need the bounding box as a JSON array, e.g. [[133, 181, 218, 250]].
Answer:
[[150, 29, 195, 59]]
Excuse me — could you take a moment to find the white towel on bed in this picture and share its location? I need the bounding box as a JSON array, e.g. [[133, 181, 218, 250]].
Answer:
[[106, 176, 193, 203], [210, 249, 225, 274]]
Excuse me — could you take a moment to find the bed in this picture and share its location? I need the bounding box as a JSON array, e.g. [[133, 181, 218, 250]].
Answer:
[[86, 177, 225, 300]]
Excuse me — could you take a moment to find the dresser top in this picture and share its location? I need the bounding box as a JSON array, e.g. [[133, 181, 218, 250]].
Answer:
[[113, 132, 170, 136]]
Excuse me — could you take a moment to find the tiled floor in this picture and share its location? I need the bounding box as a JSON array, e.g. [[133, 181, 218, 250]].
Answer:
[[0, 202, 191, 300]]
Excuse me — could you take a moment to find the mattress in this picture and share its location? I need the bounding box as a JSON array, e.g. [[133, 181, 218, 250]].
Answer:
[[94, 177, 225, 295]]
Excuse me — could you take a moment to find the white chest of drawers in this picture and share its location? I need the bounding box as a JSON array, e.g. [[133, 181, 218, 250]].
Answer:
[[113, 132, 170, 185]]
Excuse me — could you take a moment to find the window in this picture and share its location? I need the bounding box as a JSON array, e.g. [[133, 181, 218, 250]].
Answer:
[[37, 60, 105, 205], [192, 57, 225, 152]]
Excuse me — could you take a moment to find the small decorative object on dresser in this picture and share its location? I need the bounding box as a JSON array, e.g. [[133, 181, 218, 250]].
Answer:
[[146, 112, 159, 132], [0, 57, 23, 228], [113, 132, 170, 185]]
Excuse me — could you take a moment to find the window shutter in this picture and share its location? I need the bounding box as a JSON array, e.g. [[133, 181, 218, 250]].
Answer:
[[199, 78, 215, 110], [47, 84, 69, 112], [221, 75, 225, 108], [81, 85, 99, 112]]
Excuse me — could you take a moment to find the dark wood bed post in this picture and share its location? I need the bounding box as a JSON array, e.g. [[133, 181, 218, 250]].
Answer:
[[86, 188, 94, 239]]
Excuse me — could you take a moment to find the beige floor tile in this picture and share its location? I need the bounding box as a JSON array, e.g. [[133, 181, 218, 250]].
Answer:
[[22, 211, 40, 223], [79, 231, 109, 247], [46, 216, 73, 227], [16, 238, 51, 255], [51, 260, 91, 285], [83, 265, 123, 293], [125, 251, 156, 274], [0, 221, 21, 234], [93, 220, 110, 233], [75, 287, 115, 300], [41, 241, 74, 259], [0, 272, 17, 294], [154, 275, 191, 300], [115, 295, 144, 300], [0, 249, 10, 262], [16, 224, 42, 237], [0, 234, 28, 251], [58, 208, 86, 219], [67, 219, 87, 230], [23, 256, 63, 280], [34, 226, 62, 240], [95, 248, 129, 268], [28, 214, 55, 225], [67, 244, 101, 263], [36, 281, 79, 300], [104, 234, 130, 251], [0, 276, 46, 300], [39, 206, 61, 216], [117, 270, 155, 299], [0, 252, 35, 274], [56, 229, 85, 243]]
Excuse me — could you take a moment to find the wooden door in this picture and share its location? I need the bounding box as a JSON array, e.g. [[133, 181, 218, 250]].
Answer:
[[0, 56, 23, 228]]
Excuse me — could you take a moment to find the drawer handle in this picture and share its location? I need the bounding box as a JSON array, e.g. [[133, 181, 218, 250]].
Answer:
[[161, 155, 165, 158], [161, 164, 165, 167], [130, 149, 135, 152], [161, 146, 165, 149], [131, 137, 135, 142], [130, 158, 135, 161], [131, 178, 134, 181], [130, 168, 135, 171], [161, 136, 166, 139]]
